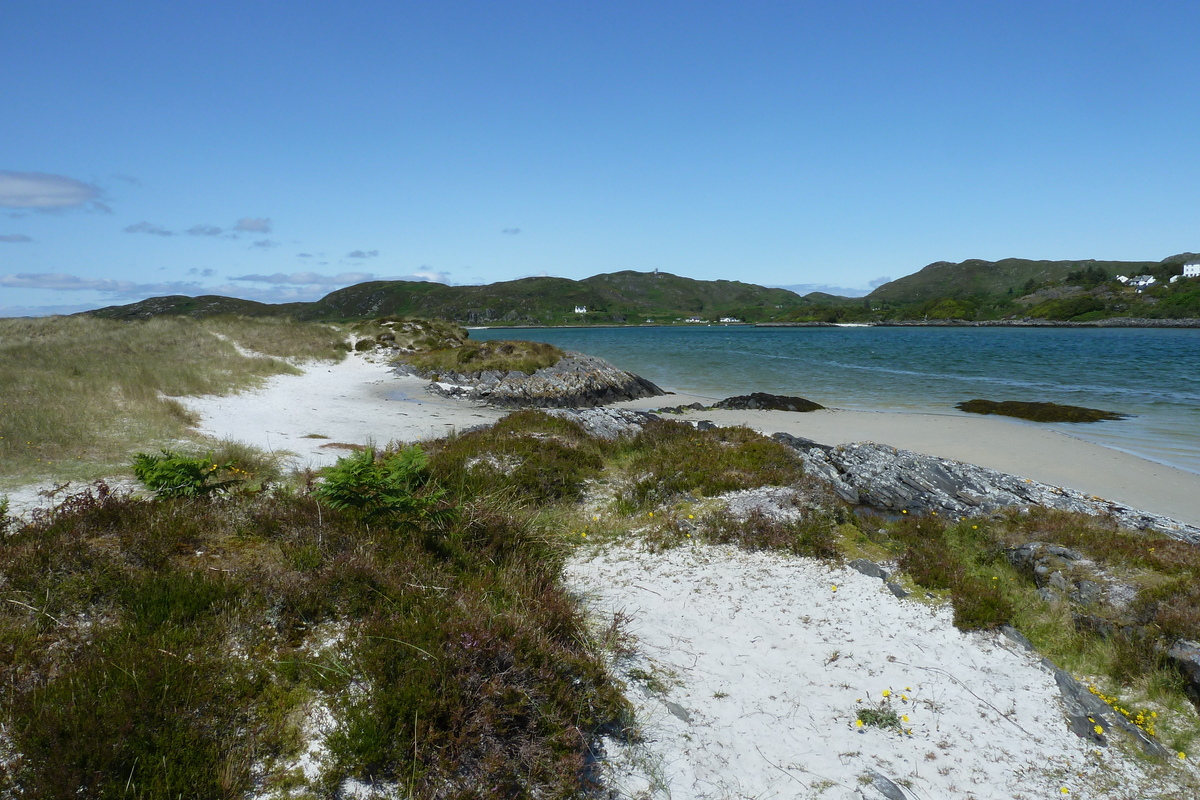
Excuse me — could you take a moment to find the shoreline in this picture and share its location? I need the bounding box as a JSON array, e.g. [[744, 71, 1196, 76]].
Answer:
[[467, 317, 1200, 330], [171, 352, 1200, 530], [616, 391, 1200, 529]]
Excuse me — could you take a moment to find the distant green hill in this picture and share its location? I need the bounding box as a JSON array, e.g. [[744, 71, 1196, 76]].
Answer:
[[86, 271, 811, 325], [867, 254, 1195, 304]]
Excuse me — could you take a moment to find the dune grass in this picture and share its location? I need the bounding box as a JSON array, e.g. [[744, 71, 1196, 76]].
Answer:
[[0, 315, 347, 485]]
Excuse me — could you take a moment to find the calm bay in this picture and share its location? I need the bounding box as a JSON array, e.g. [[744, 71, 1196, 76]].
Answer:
[[470, 325, 1200, 475]]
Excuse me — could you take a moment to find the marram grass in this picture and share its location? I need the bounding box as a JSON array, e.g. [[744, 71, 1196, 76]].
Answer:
[[0, 314, 347, 485]]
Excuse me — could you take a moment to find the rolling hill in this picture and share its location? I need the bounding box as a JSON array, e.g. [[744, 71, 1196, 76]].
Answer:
[[85, 271, 811, 324]]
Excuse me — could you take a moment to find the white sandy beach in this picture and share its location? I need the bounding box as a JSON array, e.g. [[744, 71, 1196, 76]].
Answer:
[[568, 543, 1185, 800], [86, 352, 1200, 797], [174, 353, 508, 470]]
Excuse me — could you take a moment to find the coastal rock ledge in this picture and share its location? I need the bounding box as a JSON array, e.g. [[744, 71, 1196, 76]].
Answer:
[[399, 352, 665, 409], [779, 437, 1200, 544]]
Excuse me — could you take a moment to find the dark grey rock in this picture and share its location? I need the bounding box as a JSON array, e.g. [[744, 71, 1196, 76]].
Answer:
[[665, 701, 691, 723], [771, 441, 1200, 544], [405, 352, 665, 409], [1000, 625, 1035, 651], [1052, 667, 1171, 757], [849, 559, 889, 580], [1073, 613, 1117, 640], [1072, 579, 1103, 605], [712, 393, 824, 412], [544, 408, 660, 440], [865, 770, 909, 800], [1166, 639, 1200, 702], [885, 582, 910, 599]]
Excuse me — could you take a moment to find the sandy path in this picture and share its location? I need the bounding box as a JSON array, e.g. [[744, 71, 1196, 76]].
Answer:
[[174, 353, 507, 469]]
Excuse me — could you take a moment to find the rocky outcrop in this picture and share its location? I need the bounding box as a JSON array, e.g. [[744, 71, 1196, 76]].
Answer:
[[403, 352, 664, 409], [712, 393, 824, 412], [775, 438, 1200, 544], [544, 407, 660, 439], [1167, 640, 1200, 703]]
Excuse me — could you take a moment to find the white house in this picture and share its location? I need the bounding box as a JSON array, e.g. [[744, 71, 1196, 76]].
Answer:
[[1184, 261, 1200, 278], [1129, 275, 1156, 289], [574, 306, 587, 314]]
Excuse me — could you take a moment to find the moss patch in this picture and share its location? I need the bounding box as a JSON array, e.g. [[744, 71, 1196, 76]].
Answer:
[[956, 398, 1128, 423]]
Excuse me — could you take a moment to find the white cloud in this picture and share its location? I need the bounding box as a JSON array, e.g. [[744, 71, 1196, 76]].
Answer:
[[0, 234, 32, 243], [231, 271, 376, 286], [124, 221, 175, 236], [0, 171, 101, 209], [235, 217, 272, 233], [409, 270, 450, 284], [186, 224, 223, 236], [346, 249, 379, 259], [1, 273, 140, 292]]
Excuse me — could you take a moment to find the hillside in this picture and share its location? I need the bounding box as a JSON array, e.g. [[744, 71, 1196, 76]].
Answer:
[[86, 271, 810, 325], [867, 254, 1195, 304]]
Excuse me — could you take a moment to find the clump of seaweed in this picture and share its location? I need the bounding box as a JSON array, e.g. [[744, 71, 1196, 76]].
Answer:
[[956, 399, 1128, 423]]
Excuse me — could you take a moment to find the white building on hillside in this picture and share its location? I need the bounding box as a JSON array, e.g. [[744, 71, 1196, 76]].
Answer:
[[1184, 261, 1200, 278], [574, 306, 587, 314]]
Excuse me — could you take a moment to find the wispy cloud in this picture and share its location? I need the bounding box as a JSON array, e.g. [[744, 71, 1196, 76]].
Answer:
[[410, 270, 451, 284], [346, 249, 379, 259], [231, 271, 376, 286], [124, 221, 175, 236], [1, 268, 452, 316], [501, 228, 521, 235], [186, 224, 223, 236], [251, 239, 279, 249], [0, 171, 103, 210], [296, 253, 313, 258], [0, 234, 32, 243], [235, 217, 272, 233], [1, 273, 141, 292]]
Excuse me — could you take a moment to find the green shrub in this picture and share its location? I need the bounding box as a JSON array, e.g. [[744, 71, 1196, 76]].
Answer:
[[314, 445, 455, 525], [427, 411, 608, 506], [704, 508, 840, 558], [617, 420, 805, 509], [132, 450, 243, 497], [402, 339, 565, 376]]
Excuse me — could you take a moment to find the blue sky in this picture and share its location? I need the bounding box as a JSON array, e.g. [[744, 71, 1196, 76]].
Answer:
[[3, 1, 1198, 315]]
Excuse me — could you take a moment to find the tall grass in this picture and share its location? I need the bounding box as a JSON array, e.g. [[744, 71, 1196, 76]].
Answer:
[[0, 315, 347, 484]]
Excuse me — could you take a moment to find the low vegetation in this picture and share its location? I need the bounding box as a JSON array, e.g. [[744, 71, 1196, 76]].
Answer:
[[400, 338, 566, 377], [0, 315, 348, 485], [956, 398, 1129, 423], [4, 403, 1200, 794], [0, 445, 631, 798]]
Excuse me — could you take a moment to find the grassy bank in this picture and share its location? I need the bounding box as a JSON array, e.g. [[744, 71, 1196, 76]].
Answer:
[[0, 315, 348, 485]]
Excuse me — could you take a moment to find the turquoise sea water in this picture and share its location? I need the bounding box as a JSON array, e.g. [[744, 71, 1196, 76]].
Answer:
[[470, 326, 1200, 474]]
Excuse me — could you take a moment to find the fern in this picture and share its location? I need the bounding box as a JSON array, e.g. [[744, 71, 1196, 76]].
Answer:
[[314, 445, 454, 523], [132, 450, 241, 498]]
